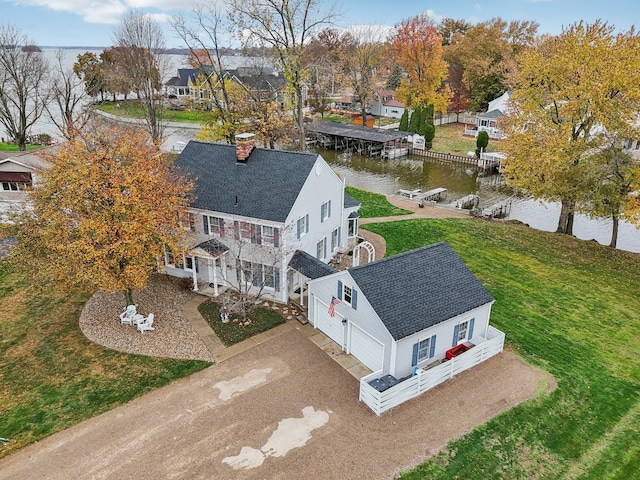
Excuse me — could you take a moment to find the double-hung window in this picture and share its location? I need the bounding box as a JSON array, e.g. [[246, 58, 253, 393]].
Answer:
[[262, 225, 279, 246], [316, 237, 327, 260], [297, 214, 309, 239], [204, 215, 224, 235], [238, 221, 253, 242], [412, 334, 437, 366], [417, 337, 432, 363], [331, 227, 340, 251], [264, 265, 280, 290], [320, 200, 331, 222], [457, 320, 469, 342], [453, 318, 475, 346]]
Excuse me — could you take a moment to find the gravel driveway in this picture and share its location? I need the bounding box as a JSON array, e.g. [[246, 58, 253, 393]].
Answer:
[[0, 329, 553, 480]]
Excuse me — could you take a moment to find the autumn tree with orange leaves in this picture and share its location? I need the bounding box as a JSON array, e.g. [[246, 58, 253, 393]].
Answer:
[[5, 123, 193, 307], [390, 14, 451, 114]]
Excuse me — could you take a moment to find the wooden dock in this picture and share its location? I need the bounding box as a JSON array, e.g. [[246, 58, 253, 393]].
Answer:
[[409, 149, 478, 165], [418, 187, 447, 202], [452, 193, 480, 209]]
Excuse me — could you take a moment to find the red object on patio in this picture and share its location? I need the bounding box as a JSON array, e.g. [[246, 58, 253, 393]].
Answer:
[[446, 343, 471, 359]]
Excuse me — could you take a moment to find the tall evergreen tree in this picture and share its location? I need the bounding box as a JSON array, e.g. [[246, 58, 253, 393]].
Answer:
[[399, 109, 409, 131]]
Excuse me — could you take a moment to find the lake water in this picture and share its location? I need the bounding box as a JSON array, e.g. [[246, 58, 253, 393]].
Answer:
[[315, 148, 640, 254]]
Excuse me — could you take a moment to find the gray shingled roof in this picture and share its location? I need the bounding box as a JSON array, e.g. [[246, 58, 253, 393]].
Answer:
[[195, 238, 229, 256], [289, 250, 336, 279], [478, 108, 503, 119], [174, 140, 319, 223], [344, 193, 360, 209], [349, 242, 494, 341]]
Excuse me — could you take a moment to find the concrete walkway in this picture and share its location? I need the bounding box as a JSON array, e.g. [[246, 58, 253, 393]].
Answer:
[[182, 296, 372, 379]]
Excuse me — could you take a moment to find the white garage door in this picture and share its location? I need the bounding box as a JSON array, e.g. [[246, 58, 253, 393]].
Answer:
[[349, 323, 384, 372], [316, 298, 345, 347]]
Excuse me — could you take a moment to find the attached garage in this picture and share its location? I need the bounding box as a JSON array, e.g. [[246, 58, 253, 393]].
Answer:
[[315, 298, 345, 347], [348, 323, 384, 372]]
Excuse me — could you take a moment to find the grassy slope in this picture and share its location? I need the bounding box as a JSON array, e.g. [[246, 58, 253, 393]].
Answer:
[[360, 219, 640, 479], [345, 186, 412, 218], [0, 264, 209, 458]]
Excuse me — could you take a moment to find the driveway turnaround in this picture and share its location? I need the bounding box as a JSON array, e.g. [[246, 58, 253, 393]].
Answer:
[[0, 329, 552, 480]]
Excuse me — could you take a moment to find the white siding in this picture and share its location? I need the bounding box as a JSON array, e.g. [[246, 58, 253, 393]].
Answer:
[[308, 271, 393, 372], [285, 156, 346, 260], [392, 302, 493, 378]]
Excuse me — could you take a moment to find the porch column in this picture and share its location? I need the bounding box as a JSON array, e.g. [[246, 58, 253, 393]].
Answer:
[[299, 276, 304, 307], [191, 256, 199, 291], [212, 258, 219, 296]]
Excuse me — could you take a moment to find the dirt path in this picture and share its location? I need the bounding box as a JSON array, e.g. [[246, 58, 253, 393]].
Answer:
[[358, 195, 469, 260], [0, 330, 554, 480]]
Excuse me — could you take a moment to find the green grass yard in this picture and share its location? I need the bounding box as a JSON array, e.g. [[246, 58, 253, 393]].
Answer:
[[345, 186, 412, 218], [360, 218, 640, 479]]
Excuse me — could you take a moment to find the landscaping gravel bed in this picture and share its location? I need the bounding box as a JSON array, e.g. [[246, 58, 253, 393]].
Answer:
[[79, 274, 214, 362]]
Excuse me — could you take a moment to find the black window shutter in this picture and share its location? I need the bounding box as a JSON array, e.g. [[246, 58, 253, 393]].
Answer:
[[203, 215, 209, 235], [337, 280, 343, 300], [352, 289, 358, 309], [273, 227, 280, 247]]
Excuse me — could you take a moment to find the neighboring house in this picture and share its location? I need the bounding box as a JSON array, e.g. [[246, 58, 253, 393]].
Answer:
[[164, 66, 216, 102], [307, 242, 496, 378], [465, 91, 510, 140], [369, 90, 405, 119], [0, 151, 50, 221], [164, 66, 297, 108], [163, 134, 360, 303]]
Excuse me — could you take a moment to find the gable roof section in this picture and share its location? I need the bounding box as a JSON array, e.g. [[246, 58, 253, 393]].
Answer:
[[174, 140, 319, 223], [349, 242, 494, 341], [478, 108, 503, 120], [289, 250, 336, 279]]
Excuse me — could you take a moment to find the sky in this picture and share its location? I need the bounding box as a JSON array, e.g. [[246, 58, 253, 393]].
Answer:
[[0, 0, 638, 48]]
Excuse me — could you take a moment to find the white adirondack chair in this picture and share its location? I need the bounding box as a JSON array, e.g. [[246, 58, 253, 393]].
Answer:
[[137, 313, 154, 333], [119, 305, 137, 325]]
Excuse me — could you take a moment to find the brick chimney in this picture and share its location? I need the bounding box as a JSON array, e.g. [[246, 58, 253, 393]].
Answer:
[[235, 133, 256, 162]]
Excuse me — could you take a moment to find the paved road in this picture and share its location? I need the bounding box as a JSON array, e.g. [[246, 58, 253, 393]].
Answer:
[[0, 330, 550, 480]]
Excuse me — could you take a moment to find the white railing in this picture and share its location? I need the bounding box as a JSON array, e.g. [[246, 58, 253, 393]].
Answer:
[[463, 126, 506, 140], [359, 326, 505, 416]]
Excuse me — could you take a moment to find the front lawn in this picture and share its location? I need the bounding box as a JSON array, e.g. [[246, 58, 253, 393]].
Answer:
[[0, 263, 209, 459], [359, 219, 640, 479], [198, 300, 286, 346], [345, 186, 412, 218], [98, 100, 211, 124]]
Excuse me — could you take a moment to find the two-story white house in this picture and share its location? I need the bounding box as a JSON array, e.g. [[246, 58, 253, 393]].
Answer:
[[164, 134, 360, 303]]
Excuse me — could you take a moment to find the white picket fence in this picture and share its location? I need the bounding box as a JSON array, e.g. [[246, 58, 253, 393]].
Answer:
[[359, 326, 506, 416]]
